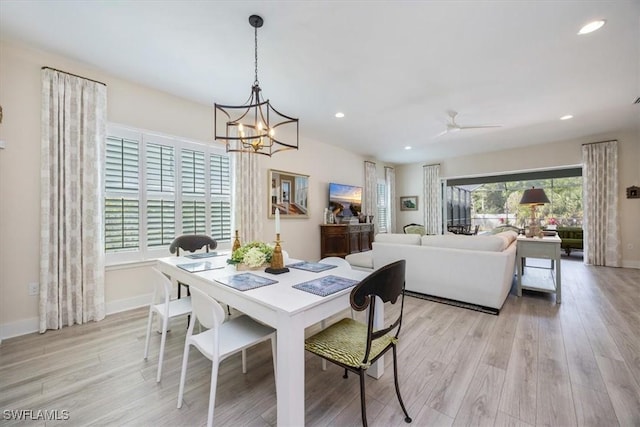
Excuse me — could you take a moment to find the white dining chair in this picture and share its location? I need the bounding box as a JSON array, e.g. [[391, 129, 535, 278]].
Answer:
[[177, 286, 276, 427], [144, 267, 193, 383]]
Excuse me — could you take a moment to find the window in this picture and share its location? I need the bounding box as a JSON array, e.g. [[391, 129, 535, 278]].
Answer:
[[446, 168, 582, 233], [104, 126, 232, 264], [377, 181, 388, 233]]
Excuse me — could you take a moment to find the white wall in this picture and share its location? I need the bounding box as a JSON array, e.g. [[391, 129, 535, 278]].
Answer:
[[395, 131, 640, 268], [0, 41, 370, 339]]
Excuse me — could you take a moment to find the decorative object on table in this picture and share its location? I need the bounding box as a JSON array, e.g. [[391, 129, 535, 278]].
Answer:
[[519, 187, 550, 238], [265, 209, 289, 274], [269, 169, 309, 218], [287, 262, 337, 273], [227, 241, 274, 270], [265, 233, 290, 274], [626, 185, 639, 199], [232, 230, 241, 252], [400, 196, 418, 211], [214, 14, 299, 157]]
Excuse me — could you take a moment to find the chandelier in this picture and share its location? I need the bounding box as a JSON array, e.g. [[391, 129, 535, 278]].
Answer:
[[214, 15, 299, 156]]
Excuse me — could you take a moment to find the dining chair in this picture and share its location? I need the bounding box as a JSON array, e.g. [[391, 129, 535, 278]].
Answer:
[[317, 256, 357, 371], [304, 260, 412, 426], [177, 286, 276, 427], [143, 267, 193, 383], [169, 234, 218, 298]]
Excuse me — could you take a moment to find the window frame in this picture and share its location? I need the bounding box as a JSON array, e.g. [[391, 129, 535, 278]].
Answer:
[[105, 124, 232, 266]]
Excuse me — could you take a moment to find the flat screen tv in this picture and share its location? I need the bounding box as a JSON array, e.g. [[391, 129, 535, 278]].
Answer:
[[328, 182, 362, 217]]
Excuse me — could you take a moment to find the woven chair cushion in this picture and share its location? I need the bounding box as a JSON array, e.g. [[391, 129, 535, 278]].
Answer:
[[305, 318, 396, 369]]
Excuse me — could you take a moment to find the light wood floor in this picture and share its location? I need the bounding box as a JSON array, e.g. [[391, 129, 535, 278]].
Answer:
[[1, 256, 639, 426]]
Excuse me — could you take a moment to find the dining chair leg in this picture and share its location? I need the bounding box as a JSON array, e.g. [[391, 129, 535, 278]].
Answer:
[[359, 371, 368, 427], [392, 345, 412, 423], [177, 343, 191, 409], [156, 315, 169, 382], [207, 360, 219, 427], [143, 308, 154, 360], [242, 349, 247, 374]]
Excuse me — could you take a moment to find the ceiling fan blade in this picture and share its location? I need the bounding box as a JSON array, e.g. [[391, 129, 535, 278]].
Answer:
[[458, 125, 502, 130], [434, 129, 449, 137]]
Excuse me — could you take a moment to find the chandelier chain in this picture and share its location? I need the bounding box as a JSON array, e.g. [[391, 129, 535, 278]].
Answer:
[[254, 24, 259, 86]]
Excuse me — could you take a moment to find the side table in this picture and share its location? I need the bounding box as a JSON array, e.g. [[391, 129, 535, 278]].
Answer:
[[516, 235, 561, 303]]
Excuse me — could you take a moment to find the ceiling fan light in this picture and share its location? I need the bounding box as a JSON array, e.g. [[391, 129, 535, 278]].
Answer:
[[578, 20, 606, 35]]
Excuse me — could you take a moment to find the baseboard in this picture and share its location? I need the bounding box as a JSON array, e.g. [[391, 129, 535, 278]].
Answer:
[[621, 259, 640, 269], [0, 293, 153, 342]]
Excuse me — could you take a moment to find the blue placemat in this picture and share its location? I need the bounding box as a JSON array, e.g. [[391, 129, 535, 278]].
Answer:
[[186, 252, 222, 259], [287, 262, 337, 273], [293, 275, 359, 297], [216, 273, 278, 291], [177, 261, 225, 273]]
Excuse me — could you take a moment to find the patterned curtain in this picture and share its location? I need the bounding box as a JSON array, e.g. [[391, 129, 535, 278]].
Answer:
[[423, 164, 442, 235], [364, 161, 377, 220], [385, 166, 396, 233], [582, 141, 621, 266], [232, 150, 262, 242], [40, 68, 107, 332]]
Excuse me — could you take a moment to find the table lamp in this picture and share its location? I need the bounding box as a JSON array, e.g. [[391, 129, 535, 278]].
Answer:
[[519, 187, 550, 238]]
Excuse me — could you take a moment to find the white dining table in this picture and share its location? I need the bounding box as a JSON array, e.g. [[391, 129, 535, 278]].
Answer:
[[156, 254, 384, 426]]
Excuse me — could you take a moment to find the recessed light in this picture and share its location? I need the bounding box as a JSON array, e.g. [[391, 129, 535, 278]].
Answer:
[[578, 20, 605, 35], [335, 112, 345, 118], [560, 115, 573, 120], [404, 146, 412, 150]]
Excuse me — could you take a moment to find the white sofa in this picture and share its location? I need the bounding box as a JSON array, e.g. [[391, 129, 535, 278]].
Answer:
[[354, 231, 518, 312]]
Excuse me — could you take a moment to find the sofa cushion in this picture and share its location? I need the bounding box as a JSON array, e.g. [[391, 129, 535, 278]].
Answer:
[[374, 233, 422, 245], [421, 230, 517, 252]]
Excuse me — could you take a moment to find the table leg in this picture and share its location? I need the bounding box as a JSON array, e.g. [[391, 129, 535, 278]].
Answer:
[[276, 311, 305, 426], [556, 255, 561, 303]]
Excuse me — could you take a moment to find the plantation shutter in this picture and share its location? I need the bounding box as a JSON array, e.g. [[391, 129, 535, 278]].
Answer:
[[181, 149, 206, 234], [146, 142, 175, 247], [105, 136, 140, 251]]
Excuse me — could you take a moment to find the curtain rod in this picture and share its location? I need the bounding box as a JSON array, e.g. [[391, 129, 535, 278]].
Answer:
[[581, 139, 617, 146], [42, 66, 107, 87], [364, 160, 376, 165], [423, 163, 441, 167]]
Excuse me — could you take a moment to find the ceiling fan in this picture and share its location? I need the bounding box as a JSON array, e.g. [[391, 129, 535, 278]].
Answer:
[[435, 111, 502, 137]]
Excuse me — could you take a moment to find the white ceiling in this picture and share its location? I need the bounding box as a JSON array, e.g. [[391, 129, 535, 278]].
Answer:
[[1, 1, 639, 164]]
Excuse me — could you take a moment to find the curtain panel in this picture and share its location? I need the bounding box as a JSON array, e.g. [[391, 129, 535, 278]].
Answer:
[[385, 166, 396, 233], [423, 164, 442, 235], [40, 68, 107, 332], [233, 151, 263, 242], [582, 140, 621, 266], [364, 161, 377, 221]]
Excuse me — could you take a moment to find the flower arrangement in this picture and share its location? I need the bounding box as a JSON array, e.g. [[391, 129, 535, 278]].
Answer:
[[227, 241, 274, 268]]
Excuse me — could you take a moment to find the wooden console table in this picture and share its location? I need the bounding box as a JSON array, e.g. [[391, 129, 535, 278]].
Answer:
[[320, 223, 374, 258], [516, 235, 561, 303]]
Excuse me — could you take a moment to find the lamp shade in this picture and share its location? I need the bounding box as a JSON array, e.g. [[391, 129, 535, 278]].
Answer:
[[519, 187, 550, 205]]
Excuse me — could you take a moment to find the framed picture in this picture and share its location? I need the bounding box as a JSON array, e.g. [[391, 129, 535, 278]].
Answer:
[[268, 169, 309, 218], [400, 196, 418, 211]]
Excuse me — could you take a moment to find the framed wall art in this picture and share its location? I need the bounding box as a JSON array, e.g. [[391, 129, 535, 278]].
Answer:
[[268, 169, 309, 218], [400, 196, 418, 211]]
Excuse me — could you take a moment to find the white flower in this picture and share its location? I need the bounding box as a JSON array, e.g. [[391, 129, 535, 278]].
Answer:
[[243, 247, 267, 268]]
